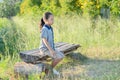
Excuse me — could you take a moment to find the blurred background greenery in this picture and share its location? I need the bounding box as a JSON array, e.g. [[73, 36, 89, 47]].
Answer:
[[0, 0, 120, 18]]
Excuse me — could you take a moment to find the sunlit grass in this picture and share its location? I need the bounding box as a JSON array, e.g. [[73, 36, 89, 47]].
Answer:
[[0, 15, 120, 80]]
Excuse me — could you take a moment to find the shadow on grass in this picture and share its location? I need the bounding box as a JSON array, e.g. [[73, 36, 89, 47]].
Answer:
[[43, 52, 120, 79], [61, 52, 120, 79], [67, 52, 120, 64], [66, 52, 89, 63]]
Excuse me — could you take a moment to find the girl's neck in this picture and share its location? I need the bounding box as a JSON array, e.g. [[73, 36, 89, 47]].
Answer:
[[45, 23, 51, 27]]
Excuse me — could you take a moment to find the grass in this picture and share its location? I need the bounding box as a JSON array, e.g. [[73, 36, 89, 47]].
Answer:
[[0, 14, 120, 80]]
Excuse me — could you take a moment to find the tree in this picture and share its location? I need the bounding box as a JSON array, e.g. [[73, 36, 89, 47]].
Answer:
[[0, 0, 21, 18]]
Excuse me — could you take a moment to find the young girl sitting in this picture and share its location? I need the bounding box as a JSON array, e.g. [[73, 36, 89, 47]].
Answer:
[[39, 12, 65, 75]]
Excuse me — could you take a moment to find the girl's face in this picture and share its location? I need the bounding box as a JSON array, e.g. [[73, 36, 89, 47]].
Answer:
[[45, 15, 54, 25]]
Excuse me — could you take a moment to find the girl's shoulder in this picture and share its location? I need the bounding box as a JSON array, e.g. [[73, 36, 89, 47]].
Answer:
[[42, 26, 48, 30]]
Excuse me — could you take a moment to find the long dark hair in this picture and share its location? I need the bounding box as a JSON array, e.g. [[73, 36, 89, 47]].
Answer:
[[39, 12, 53, 31]]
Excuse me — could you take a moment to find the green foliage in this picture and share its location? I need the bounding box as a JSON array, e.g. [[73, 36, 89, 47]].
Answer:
[[0, 18, 27, 55], [0, 0, 21, 18], [110, 0, 120, 16], [0, 14, 120, 56], [68, 0, 82, 15], [19, 0, 120, 17], [0, 0, 119, 17], [40, 0, 62, 15], [0, 55, 10, 79]]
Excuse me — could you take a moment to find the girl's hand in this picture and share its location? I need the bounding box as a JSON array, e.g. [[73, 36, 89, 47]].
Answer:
[[50, 49, 56, 58]]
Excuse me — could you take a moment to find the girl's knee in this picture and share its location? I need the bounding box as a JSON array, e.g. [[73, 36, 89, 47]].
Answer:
[[54, 57, 63, 61]]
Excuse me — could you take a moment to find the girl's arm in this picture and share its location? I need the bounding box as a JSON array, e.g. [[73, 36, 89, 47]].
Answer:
[[42, 38, 56, 56]]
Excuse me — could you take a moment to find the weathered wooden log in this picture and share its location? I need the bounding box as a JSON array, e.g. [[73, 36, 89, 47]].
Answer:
[[14, 62, 44, 75], [20, 42, 80, 63], [14, 62, 51, 75]]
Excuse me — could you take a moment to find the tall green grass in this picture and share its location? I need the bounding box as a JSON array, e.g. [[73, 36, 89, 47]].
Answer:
[[0, 15, 120, 79], [0, 15, 120, 55]]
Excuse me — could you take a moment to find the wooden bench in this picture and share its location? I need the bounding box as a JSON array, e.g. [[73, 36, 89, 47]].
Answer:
[[14, 42, 80, 78]]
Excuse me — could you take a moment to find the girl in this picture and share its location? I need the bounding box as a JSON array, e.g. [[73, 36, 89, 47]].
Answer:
[[39, 12, 65, 75]]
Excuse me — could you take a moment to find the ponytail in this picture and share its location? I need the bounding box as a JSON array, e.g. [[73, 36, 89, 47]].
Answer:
[[39, 17, 45, 31]]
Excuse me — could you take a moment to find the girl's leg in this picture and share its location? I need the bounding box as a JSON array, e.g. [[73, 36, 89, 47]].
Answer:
[[51, 58, 63, 68], [51, 49, 65, 68], [44, 49, 64, 74], [44, 58, 63, 75]]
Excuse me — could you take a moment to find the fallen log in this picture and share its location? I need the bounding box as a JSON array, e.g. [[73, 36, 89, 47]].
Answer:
[[14, 62, 56, 80], [20, 42, 80, 63], [14, 62, 52, 76], [14, 62, 44, 75]]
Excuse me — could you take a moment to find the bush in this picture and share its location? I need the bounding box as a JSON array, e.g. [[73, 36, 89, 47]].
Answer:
[[0, 18, 26, 55], [0, 0, 21, 18]]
